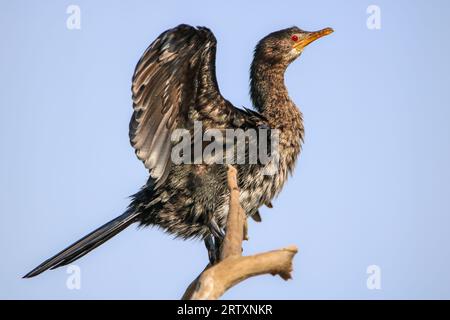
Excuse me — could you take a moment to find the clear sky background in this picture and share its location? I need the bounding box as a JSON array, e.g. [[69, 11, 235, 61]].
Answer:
[[1, 0, 450, 299]]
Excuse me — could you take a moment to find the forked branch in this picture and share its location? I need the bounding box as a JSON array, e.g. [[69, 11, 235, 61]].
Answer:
[[182, 165, 298, 300]]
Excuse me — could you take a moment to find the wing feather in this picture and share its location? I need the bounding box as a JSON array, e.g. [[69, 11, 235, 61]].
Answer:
[[130, 24, 267, 187]]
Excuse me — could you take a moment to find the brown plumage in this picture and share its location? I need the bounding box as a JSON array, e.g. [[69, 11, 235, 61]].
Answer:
[[24, 24, 333, 277]]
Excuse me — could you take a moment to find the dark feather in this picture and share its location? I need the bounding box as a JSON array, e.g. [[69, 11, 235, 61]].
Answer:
[[23, 209, 140, 278], [129, 24, 267, 187], [251, 211, 262, 222]]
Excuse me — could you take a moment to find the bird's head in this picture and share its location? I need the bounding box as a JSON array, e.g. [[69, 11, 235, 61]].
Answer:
[[254, 26, 334, 65]]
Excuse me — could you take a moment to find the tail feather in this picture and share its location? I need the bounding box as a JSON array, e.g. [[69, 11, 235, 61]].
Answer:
[[23, 209, 140, 278]]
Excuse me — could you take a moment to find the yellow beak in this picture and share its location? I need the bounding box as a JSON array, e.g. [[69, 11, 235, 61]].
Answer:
[[293, 27, 334, 51]]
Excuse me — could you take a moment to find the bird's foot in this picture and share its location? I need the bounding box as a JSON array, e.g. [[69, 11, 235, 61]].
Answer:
[[204, 235, 217, 264], [204, 235, 223, 265], [205, 219, 225, 264], [208, 218, 225, 239]]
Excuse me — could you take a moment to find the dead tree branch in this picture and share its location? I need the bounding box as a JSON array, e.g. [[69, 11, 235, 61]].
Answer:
[[182, 165, 298, 300]]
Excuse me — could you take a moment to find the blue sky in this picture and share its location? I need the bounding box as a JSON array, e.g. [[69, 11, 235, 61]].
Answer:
[[1, 0, 450, 299]]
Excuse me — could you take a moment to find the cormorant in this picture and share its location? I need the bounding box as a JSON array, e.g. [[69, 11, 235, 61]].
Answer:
[[24, 24, 333, 278]]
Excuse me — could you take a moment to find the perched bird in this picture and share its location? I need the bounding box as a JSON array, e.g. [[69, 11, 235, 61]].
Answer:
[[24, 24, 333, 278]]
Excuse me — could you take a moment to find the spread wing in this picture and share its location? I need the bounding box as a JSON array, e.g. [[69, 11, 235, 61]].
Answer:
[[130, 24, 266, 186]]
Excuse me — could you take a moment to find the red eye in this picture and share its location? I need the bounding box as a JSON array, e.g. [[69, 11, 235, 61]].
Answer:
[[291, 35, 299, 42]]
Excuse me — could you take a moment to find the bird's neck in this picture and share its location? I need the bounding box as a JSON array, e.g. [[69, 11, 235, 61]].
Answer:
[[250, 60, 304, 135], [250, 61, 302, 126], [250, 60, 304, 173], [251, 61, 287, 112]]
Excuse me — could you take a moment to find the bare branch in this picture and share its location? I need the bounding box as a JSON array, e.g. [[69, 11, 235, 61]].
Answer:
[[182, 165, 298, 300], [220, 165, 246, 259]]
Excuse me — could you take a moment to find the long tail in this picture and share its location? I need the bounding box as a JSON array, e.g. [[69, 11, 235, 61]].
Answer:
[[23, 209, 140, 278]]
